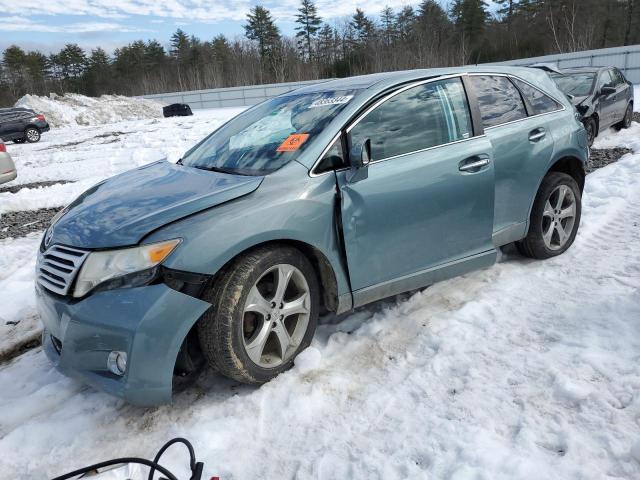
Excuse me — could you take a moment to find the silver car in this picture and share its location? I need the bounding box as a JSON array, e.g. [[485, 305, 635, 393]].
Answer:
[[0, 140, 17, 185]]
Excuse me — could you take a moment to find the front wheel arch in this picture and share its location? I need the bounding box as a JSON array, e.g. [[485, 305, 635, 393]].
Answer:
[[209, 239, 339, 315]]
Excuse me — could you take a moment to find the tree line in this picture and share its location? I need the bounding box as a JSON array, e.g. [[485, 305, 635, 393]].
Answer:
[[0, 0, 636, 107]]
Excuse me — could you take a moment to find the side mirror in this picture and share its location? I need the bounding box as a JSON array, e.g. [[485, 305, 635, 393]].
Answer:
[[600, 86, 616, 96], [349, 138, 372, 168]]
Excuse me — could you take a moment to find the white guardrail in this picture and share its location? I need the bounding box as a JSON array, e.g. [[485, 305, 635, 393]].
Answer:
[[142, 44, 640, 109]]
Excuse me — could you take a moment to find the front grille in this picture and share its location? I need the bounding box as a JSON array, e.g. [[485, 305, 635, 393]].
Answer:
[[36, 244, 90, 296]]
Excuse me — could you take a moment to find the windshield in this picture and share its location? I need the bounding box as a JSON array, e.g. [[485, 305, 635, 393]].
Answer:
[[181, 90, 358, 175], [550, 72, 596, 97]]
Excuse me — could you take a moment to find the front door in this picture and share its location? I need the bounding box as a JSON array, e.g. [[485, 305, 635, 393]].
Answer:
[[336, 77, 495, 302], [597, 70, 618, 128]]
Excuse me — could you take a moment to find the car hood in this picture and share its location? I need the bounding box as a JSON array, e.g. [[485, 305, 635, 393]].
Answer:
[[49, 161, 264, 249]]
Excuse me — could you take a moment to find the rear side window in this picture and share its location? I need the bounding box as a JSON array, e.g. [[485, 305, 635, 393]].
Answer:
[[349, 77, 473, 161], [469, 75, 527, 128], [512, 78, 562, 115]]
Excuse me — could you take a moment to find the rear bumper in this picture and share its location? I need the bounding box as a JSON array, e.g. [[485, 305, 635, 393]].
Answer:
[[36, 283, 211, 406], [0, 169, 16, 185]]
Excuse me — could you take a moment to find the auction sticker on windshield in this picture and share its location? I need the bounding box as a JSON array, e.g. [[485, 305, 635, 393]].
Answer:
[[308, 95, 354, 108], [277, 133, 310, 152]]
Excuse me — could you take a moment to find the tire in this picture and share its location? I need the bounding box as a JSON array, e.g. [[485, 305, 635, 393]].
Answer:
[[516, 172, 581, 260], [583, 117, 596, 147], [614, 104, 633, 130], [198, 245, 320, 384], [24, 127, 41, 143], [13, 138, 25, 144]]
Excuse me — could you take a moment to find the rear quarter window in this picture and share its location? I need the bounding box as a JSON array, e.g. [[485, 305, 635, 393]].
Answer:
[[469, 75, 527, 128], [512, 78, 562, 115]]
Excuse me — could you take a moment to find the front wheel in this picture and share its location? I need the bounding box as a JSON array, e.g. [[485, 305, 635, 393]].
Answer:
[[615, 104, 633, 130], [516, 172, 582, 259], [198, 245, 319, 384], [583, 117, 596, 147], [25, 127, 41, 143]]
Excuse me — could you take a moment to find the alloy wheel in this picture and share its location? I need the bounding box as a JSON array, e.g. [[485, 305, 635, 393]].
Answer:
[[541, 185, 577, 251], [624, 106, 632, 128], [26, 128, 40, 142], [242, 264, 311, 368]]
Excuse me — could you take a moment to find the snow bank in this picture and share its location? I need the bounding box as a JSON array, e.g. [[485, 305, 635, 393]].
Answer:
[[14, 93, 163, 128]]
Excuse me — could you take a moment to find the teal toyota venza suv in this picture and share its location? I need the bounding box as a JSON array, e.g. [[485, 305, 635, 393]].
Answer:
[[36, 66, 589, 405]]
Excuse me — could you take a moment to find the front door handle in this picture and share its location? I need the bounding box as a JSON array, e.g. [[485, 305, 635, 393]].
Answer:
[[459, 155, 491, 173], [529, 128, 546, 142]]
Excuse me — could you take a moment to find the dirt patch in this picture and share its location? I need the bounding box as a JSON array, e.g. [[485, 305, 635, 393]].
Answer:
[[0, 180, 73, 195], [0, 207, 61, 240], [587, 148, 632, 174]]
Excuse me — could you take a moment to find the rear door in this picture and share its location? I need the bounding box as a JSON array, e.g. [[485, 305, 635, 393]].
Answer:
[[468, 75, 557, 245], [336, 76, 495, 297]]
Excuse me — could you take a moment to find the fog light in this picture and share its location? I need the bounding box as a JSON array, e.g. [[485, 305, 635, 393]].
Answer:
[[107, 351, 127, 376]]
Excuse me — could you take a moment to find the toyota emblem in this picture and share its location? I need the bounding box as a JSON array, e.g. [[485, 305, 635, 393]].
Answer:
[[44, 227, 53, 248]]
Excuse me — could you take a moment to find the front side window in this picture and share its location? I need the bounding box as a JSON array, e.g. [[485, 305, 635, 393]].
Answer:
[[611, 68, 625, 86], [348, 77, 473, 162], [512, 78, 562, 115], [599, 70, 615, 90], [181, 90, 358, 175], [550, 72, 596, 97], [470, 75, 527, 128]]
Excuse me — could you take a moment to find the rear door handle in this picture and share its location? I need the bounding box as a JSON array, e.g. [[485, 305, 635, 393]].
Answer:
[[459, 154, 490, 173], [529, 128, 546, 142]]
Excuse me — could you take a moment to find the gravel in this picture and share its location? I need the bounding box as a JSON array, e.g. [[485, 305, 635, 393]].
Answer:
[[0, 208, 60, 240], [587, 147, 632, 173], [0, 180, 72, 195]]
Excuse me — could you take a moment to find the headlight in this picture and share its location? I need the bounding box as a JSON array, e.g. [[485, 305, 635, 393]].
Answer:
[[73, 239, 181, 298]]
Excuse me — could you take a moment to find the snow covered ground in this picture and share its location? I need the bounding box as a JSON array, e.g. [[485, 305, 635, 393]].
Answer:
[[0, 109, 640, 479]]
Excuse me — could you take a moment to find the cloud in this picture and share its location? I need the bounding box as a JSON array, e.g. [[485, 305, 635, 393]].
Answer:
[[0, 0, 425, 24], [0, 16, 151, 33]]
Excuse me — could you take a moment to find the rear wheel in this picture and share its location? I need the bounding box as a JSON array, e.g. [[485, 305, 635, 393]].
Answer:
[[24, 127, 40, 143], [516, 172, 581, 259], [615, 104, 633, 130], [583, 117, 596, 146], [198, 245, 319, 384]]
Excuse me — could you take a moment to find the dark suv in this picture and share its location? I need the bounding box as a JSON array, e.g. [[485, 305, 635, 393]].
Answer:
[[0, 107, 50, 143], [549, 66, 634, 145]]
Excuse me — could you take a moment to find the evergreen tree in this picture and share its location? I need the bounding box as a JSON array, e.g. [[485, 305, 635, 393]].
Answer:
[[451, 0, 489, 48], [380, 6, 397, 46], [395, 6, 416, 41], [350, 8, 376, 44], [244, 6, 281, 61], [170, 29, 190, 59], [295, 0, 322, 61]]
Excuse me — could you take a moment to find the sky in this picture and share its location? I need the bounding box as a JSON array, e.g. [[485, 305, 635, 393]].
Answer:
[[0, 0, 449, 54]]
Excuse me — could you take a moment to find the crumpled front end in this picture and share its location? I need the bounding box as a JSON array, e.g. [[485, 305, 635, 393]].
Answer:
[[37, 283, 211, 406]]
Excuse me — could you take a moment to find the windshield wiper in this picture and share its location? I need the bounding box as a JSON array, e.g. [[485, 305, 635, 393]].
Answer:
[[192, 165, 247, 175]]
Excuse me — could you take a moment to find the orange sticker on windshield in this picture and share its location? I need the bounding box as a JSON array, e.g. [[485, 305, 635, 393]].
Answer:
[[277, 133, 310, 152]]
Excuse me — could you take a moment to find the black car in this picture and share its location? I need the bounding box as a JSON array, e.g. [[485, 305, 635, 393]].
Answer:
[[0, 107, 50, 143], [549, 66, 634, 145], [162, 103, 193, 117]]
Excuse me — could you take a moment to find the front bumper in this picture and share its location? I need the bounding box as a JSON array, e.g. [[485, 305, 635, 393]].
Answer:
[[36, 283, 210, 406]]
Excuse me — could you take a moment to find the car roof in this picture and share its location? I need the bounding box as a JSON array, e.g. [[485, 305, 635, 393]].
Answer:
[[0, 107, 35, 114], [558, 66, 608, 74], [287, 65, 560, 96]]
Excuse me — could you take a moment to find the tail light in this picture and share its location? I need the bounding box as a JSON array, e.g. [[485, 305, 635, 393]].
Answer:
[[36, 114, 45, 121], [0, 143, 6, 153]]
